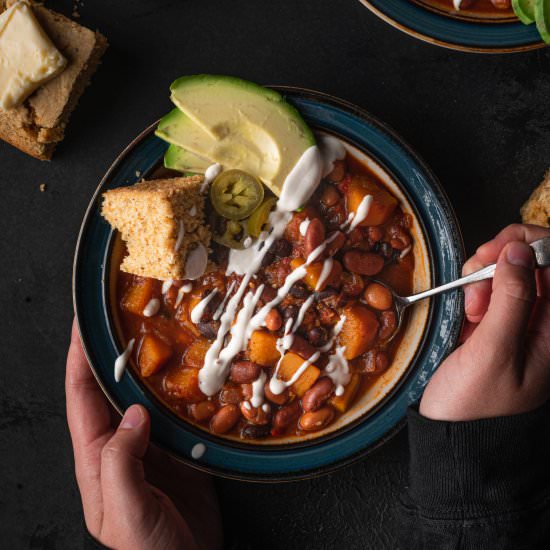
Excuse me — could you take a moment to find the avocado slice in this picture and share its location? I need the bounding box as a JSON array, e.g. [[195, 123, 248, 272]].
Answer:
[[513, 0, 536, 24], [535, 0, 550, 44], [164, 144, 212, 173], [167, 75, 316, 197]]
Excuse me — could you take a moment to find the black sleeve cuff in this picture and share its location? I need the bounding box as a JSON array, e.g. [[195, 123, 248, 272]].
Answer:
[[406, 400, 550, 519]]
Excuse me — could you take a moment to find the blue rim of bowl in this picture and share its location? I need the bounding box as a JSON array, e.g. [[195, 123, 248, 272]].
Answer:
[[73, 87, 464, 482], [358, 0, 544, 53]]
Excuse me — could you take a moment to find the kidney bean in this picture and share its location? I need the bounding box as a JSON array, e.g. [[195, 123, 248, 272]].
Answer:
[[289, 335, 318, 360], [299, 406, 335, 432], [210, 404, 241, 434], [219, 386, 243, 405], [240, 402, 270, 425], [269, 238, 292, 258], [302, 377, 335, 412], [264, 382, 289, 405], [388, 226, 411, 251], [379, 310, 397, 340], [343, 250, 384, 276], [364, 282, 393, 311], [197, 320, 220, 340], [272, 400, 302, 434], [265, 308, 282, 331], [241, 383, 253, 400], [190, 401, 217, 422], [325, 231, 346, 257], [320, 184, 341, 207], [307, 326, 328, 347], [304, 218, 326, 258], [241, 423, 271, 439], [261, 285, 277, 303], [229, 361, 261, 384], [490, 0, 510, 8], [341, 272, 365, 297], [327, 160, 346, 182], [367, 226, 383, 244]]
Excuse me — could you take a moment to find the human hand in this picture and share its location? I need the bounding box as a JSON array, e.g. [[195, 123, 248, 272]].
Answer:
[[66, 320, 222, 550], [420, 224, 550, 421]]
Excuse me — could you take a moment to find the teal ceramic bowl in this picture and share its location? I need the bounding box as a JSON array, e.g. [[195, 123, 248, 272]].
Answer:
[[73, 88, 464, 481], [359, 0, 543, 53]]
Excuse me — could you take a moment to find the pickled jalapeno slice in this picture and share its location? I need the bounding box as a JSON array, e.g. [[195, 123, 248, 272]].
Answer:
[[210, 170, 264, 220]]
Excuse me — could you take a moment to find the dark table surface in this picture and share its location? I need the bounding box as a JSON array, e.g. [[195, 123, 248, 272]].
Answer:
[[1, 1, 549, 548]]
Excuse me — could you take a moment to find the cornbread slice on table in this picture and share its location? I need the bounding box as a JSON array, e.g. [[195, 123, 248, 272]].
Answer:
[[102, 176, 212, 281], [521, 170, 550, 228], [0, 0, 108, 159]]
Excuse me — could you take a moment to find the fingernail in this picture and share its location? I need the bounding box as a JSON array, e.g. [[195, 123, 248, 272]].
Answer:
[[120, 405, 143, 430], [505, 241, 534, 268]]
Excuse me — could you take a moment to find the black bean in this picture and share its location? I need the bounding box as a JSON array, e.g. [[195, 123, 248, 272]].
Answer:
[[307, 326, 328, 347], [315, 288, 338, 302], [261, 252, 275, 268], [198, 320, 220, 340], [281, 304, 299, 322], [269, 239, 292, 258], [289, 282, 309, 299], [241, 423, 271, 439]]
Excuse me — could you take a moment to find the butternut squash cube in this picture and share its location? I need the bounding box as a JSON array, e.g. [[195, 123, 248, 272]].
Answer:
[[339, 303, 379, 360], [121, 278, 155, 316], [330, 373, 361, 413], [164, 368, 205, 403], [248, 330, 280, 367], [290, 258, 343, 291], [138, 334, 173, 377], [346, 177, 397, 227], [278, 352, 320, 397], [183, 338, 211, 368]]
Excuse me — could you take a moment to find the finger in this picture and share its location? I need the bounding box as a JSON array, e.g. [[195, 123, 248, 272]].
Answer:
[[66, 319, 113, 533], [473, 241, 537, 362], [101, 405, 152, 521], [462, 256, 492, 323], [459, 320, 477, 344], [476, 224, 550, 265]]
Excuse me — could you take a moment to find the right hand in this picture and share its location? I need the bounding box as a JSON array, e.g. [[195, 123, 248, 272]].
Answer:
[[66, 320, 223, 550], [420, 224, 550, 421]]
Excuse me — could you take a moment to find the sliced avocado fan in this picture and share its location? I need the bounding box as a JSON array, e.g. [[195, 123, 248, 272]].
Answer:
[[156, 75, 317, 197]]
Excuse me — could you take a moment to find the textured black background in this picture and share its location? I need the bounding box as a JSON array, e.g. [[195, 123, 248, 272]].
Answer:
[[1, 1, 549, 548]]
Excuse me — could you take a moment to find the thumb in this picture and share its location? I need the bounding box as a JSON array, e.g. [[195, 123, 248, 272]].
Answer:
[[101, 405, 151, 517], [474, 240, 536, 360]]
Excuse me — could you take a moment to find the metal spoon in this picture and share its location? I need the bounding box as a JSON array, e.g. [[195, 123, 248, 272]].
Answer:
[[381, 236, 550, 342]]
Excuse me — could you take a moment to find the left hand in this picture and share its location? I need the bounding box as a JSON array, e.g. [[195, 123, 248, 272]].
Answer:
[[66, 320, 222, 550]]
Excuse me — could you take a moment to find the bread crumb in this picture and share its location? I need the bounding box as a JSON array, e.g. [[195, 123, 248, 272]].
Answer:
[[39, 183, 47, 192], [135, 170, 142, 178]]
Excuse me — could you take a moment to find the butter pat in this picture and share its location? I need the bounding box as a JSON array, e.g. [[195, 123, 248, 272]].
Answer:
[[0, 1, 67, 110]]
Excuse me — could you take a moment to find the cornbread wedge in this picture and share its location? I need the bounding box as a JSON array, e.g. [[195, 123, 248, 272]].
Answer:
[[102, 176, 211, 281], [521, 170, 550, 228], [0, 0, 107, 159]]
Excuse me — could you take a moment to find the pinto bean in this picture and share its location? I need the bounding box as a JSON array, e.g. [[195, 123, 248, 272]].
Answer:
[[210, 404, 241, 434], [240, 402, 270, 425], [364, 283, 393, 311], [241, 423, 271, 439], [265, 308, 282, 331], [189, 401, 217, 422], [302, 377, 335, 412], [304, 218, 326, 258], [327, 160, 346, 182], [264, 382, 289, 405], [321, 184, 341, 207], [229, 361, 261, 384], [356, 349, 390, 375], [343, 250, 385, 276], [299, 406, 335, 432], [272, 400, 302, 434], [341, 272, 365, 297], [219, 386, 243, 405]]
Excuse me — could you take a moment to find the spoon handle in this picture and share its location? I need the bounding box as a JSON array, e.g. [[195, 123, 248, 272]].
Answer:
[[404, 236, 550, 306], [404, 264, 496, 305]]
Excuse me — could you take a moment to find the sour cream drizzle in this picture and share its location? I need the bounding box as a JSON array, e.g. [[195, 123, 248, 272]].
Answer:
[[162, 279, 173, 294], [213, 280, 236, 321], [319, 135, 346, 177], [191, 443, 206, 459], [251, 370, 267, 408], [114, 338, 135, 382], [200, 163, 223, 193], [348, 194, 373, 233], [175, 283, 192, 308], [175, 220, 185, 252], [143, 298, 160, 317], [197, 144, 327, 397], [453, 0, 463, 9], [324, 345, 350, 396], [299, 218, 311, 237], [191, 289, 219, 323], [315, 258, 333, 291]]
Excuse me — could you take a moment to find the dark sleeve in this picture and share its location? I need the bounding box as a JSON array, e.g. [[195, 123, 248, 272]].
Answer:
[[398, 401, 550, 550]]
